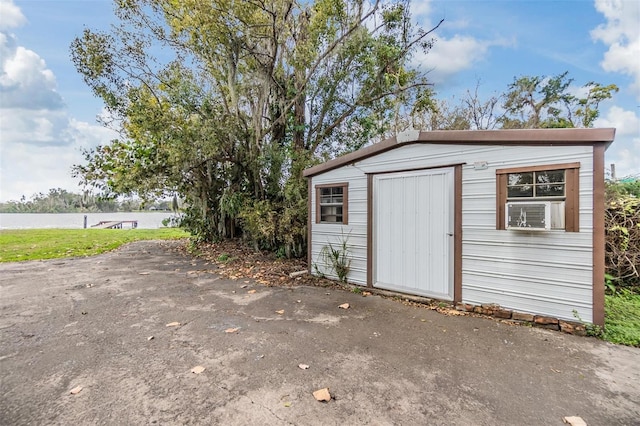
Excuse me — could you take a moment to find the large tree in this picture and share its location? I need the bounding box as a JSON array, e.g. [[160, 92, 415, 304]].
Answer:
[[501, 71, 618, 129], [408, 73, 618, 132], [71, 0, 440, 253]]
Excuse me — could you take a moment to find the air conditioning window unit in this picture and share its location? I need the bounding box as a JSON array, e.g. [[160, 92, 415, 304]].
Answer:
[[506, 201, 551, 231]]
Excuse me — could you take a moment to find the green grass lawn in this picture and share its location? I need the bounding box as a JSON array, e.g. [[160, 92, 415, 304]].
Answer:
[[0, 228, 189, 262], [604, 292, 640, 347]]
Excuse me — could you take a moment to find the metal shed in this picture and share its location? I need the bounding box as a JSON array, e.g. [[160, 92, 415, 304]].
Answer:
[[303, 128, 616, 325]]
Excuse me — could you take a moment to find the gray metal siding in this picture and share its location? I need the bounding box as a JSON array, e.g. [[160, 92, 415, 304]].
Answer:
[[310, 143, 595, 322], [311, 166, 368, 284]]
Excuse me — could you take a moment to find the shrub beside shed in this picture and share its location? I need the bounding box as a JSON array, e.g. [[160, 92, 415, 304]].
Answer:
[[303, 128, 616, 326]]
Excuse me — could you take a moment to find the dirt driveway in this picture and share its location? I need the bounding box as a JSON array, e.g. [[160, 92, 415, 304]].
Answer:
[[1, 240, 638, 425]]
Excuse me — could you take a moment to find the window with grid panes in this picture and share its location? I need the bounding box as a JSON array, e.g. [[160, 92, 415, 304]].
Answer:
[[316, 184, 348, 224], [496, 163, 580, 232], [507, 169, 565, 200]]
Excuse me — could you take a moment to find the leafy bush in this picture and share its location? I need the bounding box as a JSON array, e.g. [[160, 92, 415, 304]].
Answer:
[[179, 204, 218, 243], [237, 167, 308, 258], [238, 197, 307, 258], [605, 181, 639, 291], [607, 178, 640, 198], [238, 199, 278, 251]]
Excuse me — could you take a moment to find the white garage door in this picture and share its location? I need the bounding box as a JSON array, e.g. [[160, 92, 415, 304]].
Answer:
[[374, 167, 454, 300]]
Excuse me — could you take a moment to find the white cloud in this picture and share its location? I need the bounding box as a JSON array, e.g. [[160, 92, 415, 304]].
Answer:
[[1, 144, 83, 201], [410, 0, 432, 22], [595, 105, 640, 136], [591, 0, 640, 99], [595, 105, 640, 178], [0, 1, 117, 201], [567, 83, 591, 99], [0, 0, 26, 30], [1, 108, 69, 146], [0, 36, 64, 110], [413, 35, 498, 84], [0, 118, 118, 201], [608, 136, 640, 179]]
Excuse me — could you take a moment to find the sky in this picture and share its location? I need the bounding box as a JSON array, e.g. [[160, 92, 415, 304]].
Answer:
[[0, 0, 638, 202]]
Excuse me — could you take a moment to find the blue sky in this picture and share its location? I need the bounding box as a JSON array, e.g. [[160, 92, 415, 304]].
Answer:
[[0, 0, 638, 202]]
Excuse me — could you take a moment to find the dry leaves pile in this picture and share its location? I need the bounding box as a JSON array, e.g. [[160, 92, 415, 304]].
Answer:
[[185, 240, 338, 289]]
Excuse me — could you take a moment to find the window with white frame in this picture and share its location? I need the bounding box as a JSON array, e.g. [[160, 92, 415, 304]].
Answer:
[[316, 183, 348, 224]]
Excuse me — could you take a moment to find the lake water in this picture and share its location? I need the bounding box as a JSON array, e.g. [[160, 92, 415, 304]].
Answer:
[[0, 212, 176, 230]]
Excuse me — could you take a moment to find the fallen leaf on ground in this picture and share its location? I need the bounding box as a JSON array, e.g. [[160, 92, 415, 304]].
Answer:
[[276, 310, 284, 315], [563, 416, 587, 426], [138, 272, 150, 275], [240, 285, 248, 289], [284, 402, 292, 407], [166, 322, 181, 327], [247, 289, 257, 294], [362, 291, 371, 296], [69, 386, 83, 395], [338, 303, 350, 309], [225, 328, 239, 333], [298, 364, 309, 370], [191, 365, 206, 374], [313, 388, 331, 402], [439, 309, 464, 316]]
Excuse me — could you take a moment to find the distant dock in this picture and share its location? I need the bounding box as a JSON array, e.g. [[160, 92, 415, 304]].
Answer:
[[91, 220, 138, 229]]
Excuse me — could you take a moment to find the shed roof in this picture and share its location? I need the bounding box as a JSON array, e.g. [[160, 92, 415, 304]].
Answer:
[[303, 128, 616, 178]]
